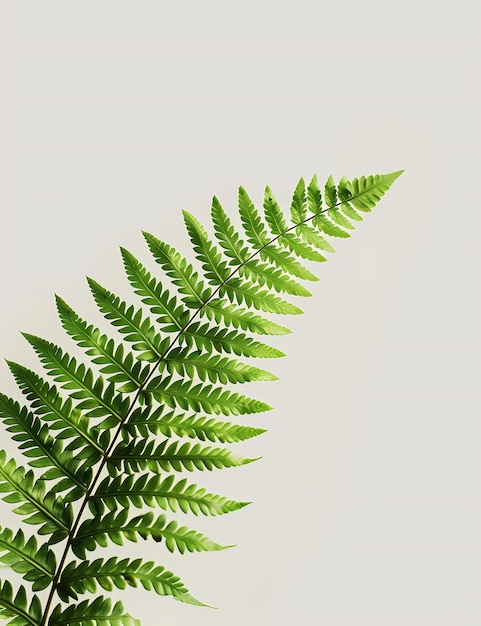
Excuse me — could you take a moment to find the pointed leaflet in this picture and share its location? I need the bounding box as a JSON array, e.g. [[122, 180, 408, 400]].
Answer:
[[48, 596, 140, 626], [21, 334, 130, 425], [58, 558, 205, 606], [6, 361, 105, 459], [108, 438, 257, 474], [87, 277, 169, 362], [159, 346, 277, 384], [289, 178, 308, 223], [179, 322, 286, 358], [306, 174, 349, 238], [0, 451, 71, 542], [0, 393, 88, 499], [324, 174, 338, 207], [349, 170, 404, 210], [73, 511, 229, 559], [0, 527, 56, 592], [0, 580, 42, 626], [145, 375, 271, 415], [120, 247, 187, 333], [125, 405, 266, 443], [55, 296, 150, 393], [89, 473, 249, 516]]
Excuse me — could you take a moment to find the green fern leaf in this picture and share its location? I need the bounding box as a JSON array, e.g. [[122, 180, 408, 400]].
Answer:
[[0, 452, 71, 542], [238, 186, 270, 248], [109, 438, 256, 474], [0, 394, 88, 500], [329, 208, 355, 230], [295, 223, 333, 256], [120, 247, 187, 333], [55, 296, 150, 392], [289, 178, 307, 223], [145, 375, 271, 415], [200, 300, 292, 335], [5, 362, 106, 458], [0, 528, 55, 592], [324, 174, 338, 207], [313, 213, 350, 238], [87, 277, 169, 362], [48, 596, 140, 626], [89, 473, 248, 516], [21, 335, 130, 425], [73, 511, 228, 559], [159, 347, 277, 384], [58, 558, 205, 606], [179, 322, 285, 358], [0, 580, 42, 626], [142, 233, 212, 307], [349, 170, 404, 211], [125, 406, 266, 442]]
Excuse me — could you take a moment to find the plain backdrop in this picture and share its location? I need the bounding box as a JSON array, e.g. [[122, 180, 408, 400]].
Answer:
[[0, 2, 480, 625]]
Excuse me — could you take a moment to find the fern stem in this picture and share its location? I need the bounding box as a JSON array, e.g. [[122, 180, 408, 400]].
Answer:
[[40, 196, 343, 625]]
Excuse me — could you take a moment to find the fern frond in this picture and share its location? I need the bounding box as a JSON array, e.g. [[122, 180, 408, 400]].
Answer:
[[0, 169, 402, 623], [0, 452, 71, 542], [0, 580, 42, 626], [0, 528, 55, 592], [58, 558, 204, 606], [89, 474, 249, 516], [73, 511, 228, 559], [109, 439, 256, 474], [48, 596, 139, 626]]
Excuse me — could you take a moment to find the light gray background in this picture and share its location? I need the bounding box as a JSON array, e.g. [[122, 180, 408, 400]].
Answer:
[[0, 2, 479, 625]]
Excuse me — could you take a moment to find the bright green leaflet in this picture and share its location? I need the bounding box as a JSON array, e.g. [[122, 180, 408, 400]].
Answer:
[[0, 171, 402, 625]]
